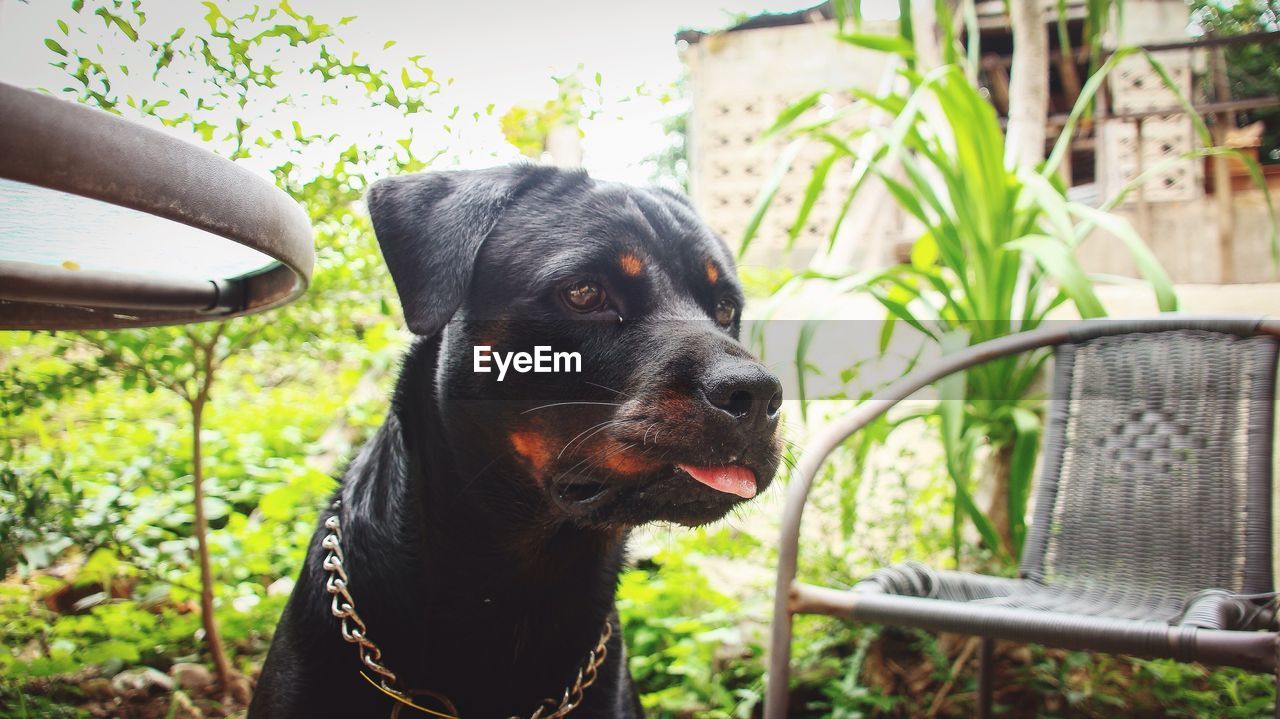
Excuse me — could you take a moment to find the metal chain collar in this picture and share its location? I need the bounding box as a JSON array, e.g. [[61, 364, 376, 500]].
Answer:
[[322, 501, 613, 719]]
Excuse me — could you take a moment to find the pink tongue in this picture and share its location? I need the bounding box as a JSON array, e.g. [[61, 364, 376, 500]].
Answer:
[[677, 464, 757, 499]]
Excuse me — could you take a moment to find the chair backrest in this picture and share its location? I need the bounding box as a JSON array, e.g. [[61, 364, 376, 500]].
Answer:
[[1019, 322, 1279, 600]]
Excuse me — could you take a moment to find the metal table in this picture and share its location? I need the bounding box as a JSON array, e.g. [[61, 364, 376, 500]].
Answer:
[[0, 82, 314, 330]]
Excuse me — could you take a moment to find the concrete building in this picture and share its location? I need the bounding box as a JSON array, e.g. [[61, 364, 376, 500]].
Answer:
[[677, 0, 1280, 284]]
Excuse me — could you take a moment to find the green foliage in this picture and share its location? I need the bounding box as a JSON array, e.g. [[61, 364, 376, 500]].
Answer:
[[746, 4, 1274, 564], [28, 0, 456, 687], [1136, 659, 1277, 718], [4, 0, 431, 704], [499, 67, 601, 158], [646, 76, 691, 192], [1191, 0, 1280, 162], [749, 54, 1181, 561], [619, 540, 762, 718]]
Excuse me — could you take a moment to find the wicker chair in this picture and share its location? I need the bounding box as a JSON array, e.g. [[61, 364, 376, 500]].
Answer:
[[764, 317, 1280, 718]]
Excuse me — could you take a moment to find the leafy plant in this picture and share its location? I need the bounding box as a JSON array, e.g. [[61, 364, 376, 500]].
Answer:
[[744, 7, 1276, 563], [16, 0, 449, 698], [750, 61, 1161, 561], [1191, 0, 1280, 162], [618, 540, 765, 718]]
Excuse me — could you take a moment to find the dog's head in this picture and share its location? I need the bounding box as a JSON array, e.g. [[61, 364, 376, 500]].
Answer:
[[367, 165, 782, 529]]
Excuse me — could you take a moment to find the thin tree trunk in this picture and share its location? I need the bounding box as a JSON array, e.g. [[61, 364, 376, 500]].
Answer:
[[1005, 0, 1049, 170], [984, 441, 1016, 557], [990, 2, 1048, 554], [191, 392, 232, 692]]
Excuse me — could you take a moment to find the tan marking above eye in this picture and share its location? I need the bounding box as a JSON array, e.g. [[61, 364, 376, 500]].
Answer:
[[705, 261, 720, 284], [619, 253, 644, 277]]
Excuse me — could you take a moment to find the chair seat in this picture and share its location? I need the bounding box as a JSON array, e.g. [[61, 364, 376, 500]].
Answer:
[[858, 562, 1275, 631], [804, 562, 1280, 671], [790, 579, 1279, 672]]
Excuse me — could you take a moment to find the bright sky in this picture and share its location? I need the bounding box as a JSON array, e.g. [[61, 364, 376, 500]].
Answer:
[[0, 0, 897, 184]]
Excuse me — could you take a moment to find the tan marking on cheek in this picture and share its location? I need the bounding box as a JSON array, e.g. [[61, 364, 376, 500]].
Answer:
[[603, 450, 660, 475], [583, 437, 662, 475], [705, 261, 720, 285], [509, 430, 552, 479], [619, 253, 644, 277]]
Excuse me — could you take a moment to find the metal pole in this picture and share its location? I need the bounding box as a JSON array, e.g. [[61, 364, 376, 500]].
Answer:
[[977, 638, 994, 719]]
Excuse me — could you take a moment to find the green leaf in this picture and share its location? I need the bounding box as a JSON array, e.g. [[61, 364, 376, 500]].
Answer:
[[954, 469, 1004, 560], [910, 231, 939, 269], [1045, 47, 1135, 178], [383, 40, 396, 49], [878, 315, 897, 354], [837, 32, 916, 58], [44, 38, 68, 56], [787, 150, 840, 247], [870, 288, 938, 341], [830, 0, 861, 30], [1140, 49, 1213, 148], [95, 8, 139, 41], [1007, 406, 1041, 554], [896, 0, 915, 62], [936, 330, 1009, 561], [794, 315, 823, 422], [1067, 203, 1177, 312], [739, 139, 803, 258], [1018, 168, 1075, 243], [1007, 235, 1107, 318], [762, 91, 822, 139]]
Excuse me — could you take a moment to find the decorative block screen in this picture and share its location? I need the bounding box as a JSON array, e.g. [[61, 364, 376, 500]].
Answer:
[[1101, 52, 1200, 204], [682, 21, 892, 267]]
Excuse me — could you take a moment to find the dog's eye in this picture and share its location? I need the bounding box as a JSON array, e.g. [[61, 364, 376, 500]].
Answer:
[[714, 298, 738, 327], [562, 280, 608, 313]]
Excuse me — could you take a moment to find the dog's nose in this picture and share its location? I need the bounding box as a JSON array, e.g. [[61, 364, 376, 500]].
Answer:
[[701, 363, 783, 429]]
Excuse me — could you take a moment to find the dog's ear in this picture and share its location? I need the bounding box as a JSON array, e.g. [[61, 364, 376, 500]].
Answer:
[[366, 166, 535, 335]]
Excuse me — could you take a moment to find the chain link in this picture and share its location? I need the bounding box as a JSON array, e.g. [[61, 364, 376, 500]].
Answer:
[[522, 621, 611, 719], [322, 508, 401, 685], [321, 501, 612, 719]]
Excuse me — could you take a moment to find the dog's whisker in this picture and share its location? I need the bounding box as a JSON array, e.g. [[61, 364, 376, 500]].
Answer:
[[462, 455, 504, 491], [557, 419, 627, 460], [520, 401, 623, 414], [551, 440, 639, 486], [583, 380, 633, 399], [642, 421, 662, 447], [553, 438, 634, 482]]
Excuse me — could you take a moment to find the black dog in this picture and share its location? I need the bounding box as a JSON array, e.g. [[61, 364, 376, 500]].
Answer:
[[251, 165, 783, 718]]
